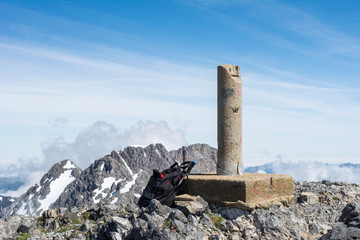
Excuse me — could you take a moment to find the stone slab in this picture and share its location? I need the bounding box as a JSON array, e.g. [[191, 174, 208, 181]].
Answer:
[[179, 172, 295, 210]]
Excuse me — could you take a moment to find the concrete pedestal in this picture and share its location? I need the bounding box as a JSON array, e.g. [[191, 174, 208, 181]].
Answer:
[[178, 173, 295, 210]]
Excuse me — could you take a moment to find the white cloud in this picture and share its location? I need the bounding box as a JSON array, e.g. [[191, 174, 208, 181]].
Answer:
[[246, 160, 360, 184], [41, 120, 187, 169], [124, 121, 187, 150], [2, 120, 188, 196]]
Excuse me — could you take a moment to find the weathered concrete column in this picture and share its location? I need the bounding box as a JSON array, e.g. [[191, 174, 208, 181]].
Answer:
[[178, 64, 294, 210], [217, 64, 243, 175]]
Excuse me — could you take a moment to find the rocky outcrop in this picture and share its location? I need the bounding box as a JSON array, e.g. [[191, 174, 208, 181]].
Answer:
[[320, 202, 360, 240], [0, 180, 359, 239], [2, 143, 360, 239]]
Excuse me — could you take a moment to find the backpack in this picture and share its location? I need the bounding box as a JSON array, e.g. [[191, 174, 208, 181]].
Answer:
[[138, 161, 196, 208]]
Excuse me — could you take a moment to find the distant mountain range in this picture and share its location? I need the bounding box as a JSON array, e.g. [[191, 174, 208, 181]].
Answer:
[[0, 196, 16, 216], [1, 143, 359, 218], [0, 143, 216, 218]]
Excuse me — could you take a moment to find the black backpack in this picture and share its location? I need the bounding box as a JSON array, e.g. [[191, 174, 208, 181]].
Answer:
[[138, 161, 196, 208]]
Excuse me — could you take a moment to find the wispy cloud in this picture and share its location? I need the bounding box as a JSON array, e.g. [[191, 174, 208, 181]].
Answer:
[[182, 0, 360, 61]]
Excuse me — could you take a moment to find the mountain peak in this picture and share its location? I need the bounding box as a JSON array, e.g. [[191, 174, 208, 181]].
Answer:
[[1, 143, 217, 217], [1, 159, 81, 217]]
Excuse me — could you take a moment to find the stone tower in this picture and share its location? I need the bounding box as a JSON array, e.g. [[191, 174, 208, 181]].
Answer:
[[217, 64, 243, 175]]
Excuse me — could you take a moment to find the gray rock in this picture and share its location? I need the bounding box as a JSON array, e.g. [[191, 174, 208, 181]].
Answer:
[[168, 208, 187, 223], [321, 222, 360, 240], [70, 233, 87, 240], [338, 202, 360, 228], [201, 213, 215, 229], [70, 206, 79, 214], [229, 233, 242, 240], [172, 219, 185, 233], [321, 202, 360, 239], [254, 208, 286, 234], [299, 192, 319, 204], [79, 223, 91, 232], [45, 219, 59, 231], [43, 209, 58, 219], [221, 208, 247, 220], [0, 219, 11, 239], [184, 196, 209, 216], [188, 215, 198, 225], [147, 199, 172, 217], [225, 220, 240, 232], [57, 207, 67, 216], [17, 218, 34, 233], [322, 180, 332, 186], [309, 222, 321, 234], [61, 210, 78, 224], [98, 216, 132, 240]]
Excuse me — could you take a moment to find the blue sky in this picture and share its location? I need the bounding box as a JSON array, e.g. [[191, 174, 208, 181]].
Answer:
[[1, 0, 360, 189]]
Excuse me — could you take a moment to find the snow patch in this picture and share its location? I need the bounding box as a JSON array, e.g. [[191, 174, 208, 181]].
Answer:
[[38, 170, 75, 212], [63, 160, 76, 169], [117, 153, 133, 175], [111, 197, 118, 204], [144, 152, 147, 157], [129, 145, 146, 148], [120, 172, 140, 194], [9, 198, 15, 202], [17, 202, 27, 215], [43, 177, 53, 185], [93, 177, 123, 204], [155, 149, 161, 157], [134, 193, 141, 198], [0, 196, 2, 201], [100, 163, 104, 172]]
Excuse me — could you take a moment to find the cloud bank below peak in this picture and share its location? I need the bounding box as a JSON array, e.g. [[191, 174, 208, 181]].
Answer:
[[246, 161, 360, 184]]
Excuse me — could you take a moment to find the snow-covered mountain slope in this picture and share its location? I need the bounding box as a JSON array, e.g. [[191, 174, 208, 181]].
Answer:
[[0, 195, 16, 218], [51, 149, 147, 209], [1, 160, 81, 217], [1, 143, 217, 218], [52, 143, 217, 210]]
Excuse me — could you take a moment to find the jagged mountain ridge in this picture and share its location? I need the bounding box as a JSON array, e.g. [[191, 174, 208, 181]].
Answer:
[[51, 143, 217, 210], [1, 143, 217, 218], [1, 160, 81, 217]]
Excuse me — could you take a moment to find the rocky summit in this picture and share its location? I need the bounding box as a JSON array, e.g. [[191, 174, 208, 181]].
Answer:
[[0, 143, 359, 239], [0, 180, 359, 239]]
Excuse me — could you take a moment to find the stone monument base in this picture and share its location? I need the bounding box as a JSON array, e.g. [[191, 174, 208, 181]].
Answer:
[[177, 173, 295, 210]]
